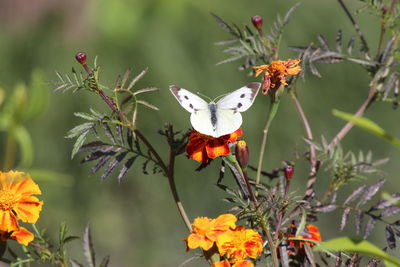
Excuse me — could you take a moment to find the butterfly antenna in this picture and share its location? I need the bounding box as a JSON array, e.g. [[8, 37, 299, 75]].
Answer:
[[213, 93, 228, 102], [196, 92, 212, 102]]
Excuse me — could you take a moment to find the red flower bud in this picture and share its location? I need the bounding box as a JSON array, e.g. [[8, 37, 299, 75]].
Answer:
[[284, 165, 294, 179], [75, 52, 87, 65], [251, 15, 263, 30], [235, 140, 249, 169]]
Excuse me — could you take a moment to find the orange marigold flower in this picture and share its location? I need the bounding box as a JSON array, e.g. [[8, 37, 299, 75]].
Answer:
[[253, 59, 301, 95], [185, 214, 237, 251], [217, 226, 263, 263], [0, 171, 43, 232], [186, 128, 242, 163], [212, 259, 254, 267], [0, 226, 34, 246]]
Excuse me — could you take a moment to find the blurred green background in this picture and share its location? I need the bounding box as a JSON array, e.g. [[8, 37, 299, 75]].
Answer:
[[0, 0, 399, 266]]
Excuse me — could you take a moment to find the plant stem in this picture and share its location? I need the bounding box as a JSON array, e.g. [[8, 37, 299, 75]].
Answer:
[[167, 133, 192, 231], [329, 89, 376, 148], [290, 93, 319, 200], [255, 99, 280, 189], [337, 0, 370, 57], [82, 64, 192, 232], [258, 213, 279, 267]]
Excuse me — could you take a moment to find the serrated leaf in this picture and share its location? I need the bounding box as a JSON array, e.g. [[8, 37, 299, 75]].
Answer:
[[71, 130, 90, 159], [347, 57, 378, 67], [333, 110, 400, 148], [92, 150, 120, 174], [101, 151, 129, 180], [81, 146, 116, 163], [118, 156, 138, 182], [66, 122, 95, 138], [380, 36, 395, 63], [137, 100, 159, 111], [63, 236, 80, 244], [127, 68, 148, 90], [216, 55, 246, 66], [317, 34, 330, 50], [74, 112, 99, 121], [211, 13, 240, 38], [314, 237, 400, 267], [344, 185, 367, 205], [314, 204, 336, 213], [382, 206, 400, 217], [357, 179, 385, 207], [385, 225, 396, 250], [133, 87, 159, 95], [341, 207, 351, 231], [78, 141, 108, 153], [363, 217, 377, 239], [102, 123, 115, 144], [347, 37, 355, 55], [83, 224, 96, 267], [116, 124, 124, 145], [371, 193, 400, 211]]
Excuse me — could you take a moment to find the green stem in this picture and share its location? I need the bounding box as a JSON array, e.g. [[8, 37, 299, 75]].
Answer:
[[255, 98, 280, 188], [258, 211, 279, 267]]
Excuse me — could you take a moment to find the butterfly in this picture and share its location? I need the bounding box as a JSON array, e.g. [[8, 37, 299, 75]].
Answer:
[[169, 82, 261, 137]]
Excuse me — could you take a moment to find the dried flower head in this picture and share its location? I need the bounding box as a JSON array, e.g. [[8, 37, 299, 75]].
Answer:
[[253, 59, 301, 95]]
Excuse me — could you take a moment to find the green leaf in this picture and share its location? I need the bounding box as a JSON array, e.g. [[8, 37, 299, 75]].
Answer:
[[66, 122, 94, 138], [14, 125, 33, 168], [314, 237, 400, 266], [332, 109, 400, 148], [71, 130, 90, 159]]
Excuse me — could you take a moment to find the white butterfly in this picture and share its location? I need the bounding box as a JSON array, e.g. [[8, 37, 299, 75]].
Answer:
[[169, 83, 261, 138]]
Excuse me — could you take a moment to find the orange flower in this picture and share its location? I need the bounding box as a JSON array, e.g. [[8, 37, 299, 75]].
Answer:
[[186, 128, 242, 163], [216, 226, 263, 263], [286, 224, 322, 256], [212, 259, 254, 267], [0, 227, 34, 246], [0, 171, 43, 232], [253, 59, 301, 95], [185, 214, 237, 251]]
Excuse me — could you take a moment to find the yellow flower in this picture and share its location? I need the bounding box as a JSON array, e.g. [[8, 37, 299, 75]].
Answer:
[[253, 59, 301, 95], [216, 226, 263, 263], [0, 227, 34, 246], [184, 214, 237, 251], [0, 171, 43, 232]]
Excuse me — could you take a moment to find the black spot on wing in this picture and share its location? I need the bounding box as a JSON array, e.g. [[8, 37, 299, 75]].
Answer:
[[189, 103, 194, 109], [237, 103, 243, 108], [184, 95, 189, 100], [240, 94, 245, 98]]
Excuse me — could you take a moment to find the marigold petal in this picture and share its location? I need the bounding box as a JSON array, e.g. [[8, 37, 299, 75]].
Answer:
[[227, 128, 243, 143], [10, 227, 34, 246], [213, 214, 237, 230], [14, 196, 43, 223], [0, 210, 19, 232], [233, 260, 254, 267], [186, 233, 214, 251], [11, 176, 41, 197], [212, 259, 231, 267], [206, 141, 230, 159]]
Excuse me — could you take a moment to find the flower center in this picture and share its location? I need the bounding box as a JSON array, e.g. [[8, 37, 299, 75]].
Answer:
[[0, 189, 17, 211]]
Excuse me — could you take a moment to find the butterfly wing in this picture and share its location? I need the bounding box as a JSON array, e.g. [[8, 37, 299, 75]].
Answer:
[[170, 85, 216, 136], [216, 82, 261, 112], [214, 109, 242, 137], [169, 85, 209, 113]]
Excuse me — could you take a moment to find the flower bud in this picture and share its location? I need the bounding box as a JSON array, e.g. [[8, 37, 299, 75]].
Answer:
[[75, 52, 87, 65], [284, 165, 294, 179], [235, 140, 249, 169], [251, 15, 263, 30]]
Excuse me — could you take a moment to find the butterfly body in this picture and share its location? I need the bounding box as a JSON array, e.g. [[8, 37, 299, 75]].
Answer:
[[170, 83, 260, 137]]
